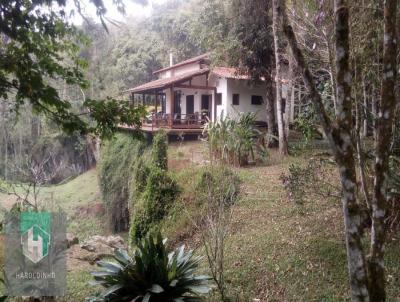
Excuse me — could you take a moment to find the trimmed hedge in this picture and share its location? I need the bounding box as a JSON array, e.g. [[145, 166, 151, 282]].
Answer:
[[130, 166, 180, 243], [151, 131, 168, 170]]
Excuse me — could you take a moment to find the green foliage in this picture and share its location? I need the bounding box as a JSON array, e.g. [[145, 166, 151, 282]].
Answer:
[[203, 112, 266, 166], [99, 131, 177, 242], [130, 157, 150, 201], [152, 131, 168, 170], [149, 1, 204, 59], [0, 0, 145, 137], [82, 0, 205, 102], [98, 133, 146, 232], [85, 99, 146, 138], [130, 167, 180, 242], [281, 164, 309, 204], [226, 0, 274, 80], [292, 116, 318, 151], [128, 157, 150, 246], [0, 276, 6, 302], [87, 232, 210, 302]]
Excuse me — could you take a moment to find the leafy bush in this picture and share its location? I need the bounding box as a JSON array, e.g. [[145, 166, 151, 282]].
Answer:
[[195, 167, 240, 208], [0, 276, 6, 302], [281, 158, 339, 204], [292, 116, 318, 151], [152, 131, 168, 170], [87, 232, 210, 302], [194, 166, 240, 300], [130, 167, 180, 242], [98, 133, 147, 232], [387, 156, 400, 231]]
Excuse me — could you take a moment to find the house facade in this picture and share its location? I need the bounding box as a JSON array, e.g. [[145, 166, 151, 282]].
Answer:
[[125, 53, 288, 134]]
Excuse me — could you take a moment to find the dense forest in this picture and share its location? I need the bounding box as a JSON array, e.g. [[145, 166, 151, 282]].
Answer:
[[1, 0, 400, 301]]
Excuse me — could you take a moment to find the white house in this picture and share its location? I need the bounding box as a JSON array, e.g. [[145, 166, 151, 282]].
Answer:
[[125, 53, 288, 134]]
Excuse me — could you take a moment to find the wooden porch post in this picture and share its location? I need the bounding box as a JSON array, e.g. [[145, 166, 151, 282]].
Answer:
[[170, 86, 174, 127], [213, 88, 217, 122], [154, 92, 158, 128], [155, 92, 158, 113]]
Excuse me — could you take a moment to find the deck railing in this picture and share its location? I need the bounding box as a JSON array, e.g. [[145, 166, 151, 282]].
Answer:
[[143, 112, 210, 130]]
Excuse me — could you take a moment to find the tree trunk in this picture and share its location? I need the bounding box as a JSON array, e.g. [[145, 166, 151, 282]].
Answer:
[[265, 73, 279, 148], [369, 0, 398, 300], [272, 0, 289, 155], [4, 131, 8, 181], [333, 2, 369, 299], [327, 37, 338, 115], [284, 53, 293, 139], [372, 89, 377, 140], [291, 83, 295, 121], [362, 77, 368, 137]]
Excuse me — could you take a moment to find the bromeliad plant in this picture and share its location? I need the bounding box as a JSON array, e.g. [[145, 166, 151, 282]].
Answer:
[[0, 275, 7, 302], [87, 232, 210, 302]]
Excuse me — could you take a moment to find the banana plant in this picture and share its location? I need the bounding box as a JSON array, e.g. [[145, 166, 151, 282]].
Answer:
[[203, 111, 265, 166]]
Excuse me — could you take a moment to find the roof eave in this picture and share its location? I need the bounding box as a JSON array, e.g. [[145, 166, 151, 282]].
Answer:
[[124, 69, 210, 94], [152, 54, 210, 75]]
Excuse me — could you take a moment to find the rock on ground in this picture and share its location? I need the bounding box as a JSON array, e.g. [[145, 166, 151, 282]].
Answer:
[[67, 235, 126, 268]]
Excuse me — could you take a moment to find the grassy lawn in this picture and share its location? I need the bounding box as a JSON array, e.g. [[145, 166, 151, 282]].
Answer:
[[1, 142, 400, 301], [39, 169, 105, 240], [223, 161, 350, 301]]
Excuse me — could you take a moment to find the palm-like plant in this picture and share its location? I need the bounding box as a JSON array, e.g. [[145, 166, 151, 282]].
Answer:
[[203, 111, 265, 166], [87, 232, 210, 302]]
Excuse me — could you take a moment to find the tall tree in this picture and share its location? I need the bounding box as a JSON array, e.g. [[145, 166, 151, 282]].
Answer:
[[272, 0, 289, 155], [369, 0, 398, 299], [282, 0, 397, 300], [228, 0, 278, 148]]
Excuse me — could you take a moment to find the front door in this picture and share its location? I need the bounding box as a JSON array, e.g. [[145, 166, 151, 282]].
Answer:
[[201, 94, 212, 117], [186, 95, 194, 115]]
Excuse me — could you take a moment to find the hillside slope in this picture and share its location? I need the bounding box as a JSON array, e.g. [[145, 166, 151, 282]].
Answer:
[[2, 144, 400, 301]]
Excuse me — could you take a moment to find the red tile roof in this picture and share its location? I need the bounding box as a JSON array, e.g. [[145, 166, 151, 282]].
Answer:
[[125, 68, 210, 93], [153, 53, 210, 74], [212, 67, 251, 80]]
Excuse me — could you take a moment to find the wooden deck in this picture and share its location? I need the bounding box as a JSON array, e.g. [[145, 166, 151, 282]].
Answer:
[[119, 123, 205, 135], [119, 112, 210, 136]]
